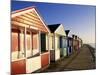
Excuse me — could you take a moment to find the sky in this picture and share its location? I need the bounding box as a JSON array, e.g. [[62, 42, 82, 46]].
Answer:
[[11, 0, 96, 44]]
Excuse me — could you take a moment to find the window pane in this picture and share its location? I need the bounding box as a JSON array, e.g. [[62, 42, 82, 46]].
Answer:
[[59, 37, 62, 48], [12, 32, 18, 52], [27, 33, 31, 50], [12, 32, 19, 60], [33, 33, 38, 49]]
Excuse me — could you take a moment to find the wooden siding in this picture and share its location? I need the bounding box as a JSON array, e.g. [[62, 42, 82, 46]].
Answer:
[[55, 35, 59, 50], [55, 50, 60, 61], [49, 34, 54, 50], [55, 24, 66, 36], [26, 56, 41, 73], [41, 52, 49, 68], [12, 9, 48, 32], [11, 59, 26, 74]]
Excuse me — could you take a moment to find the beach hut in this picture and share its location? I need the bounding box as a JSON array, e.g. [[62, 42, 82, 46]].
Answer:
[[78, 37, 83, 48], [48, 24, 66, 62], [11, 6, 50, 74], [65, 30, 73, 56], [72, 35, 81, 52], [72, 35, 78, 51], [67, 37, 73, 56], [75, 35, 79, 50], [72, 35, 75, 51]]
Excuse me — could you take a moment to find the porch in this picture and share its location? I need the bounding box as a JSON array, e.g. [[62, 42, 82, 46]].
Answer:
[[11, 25, 50, 74]]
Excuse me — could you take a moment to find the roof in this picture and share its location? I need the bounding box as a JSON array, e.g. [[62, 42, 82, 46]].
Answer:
[[11, 6, 35, 14], [11, 6, 50, 33], [65, 30, 70, 35], [68, 37, 73, 40], [48, 24, 61, 33]]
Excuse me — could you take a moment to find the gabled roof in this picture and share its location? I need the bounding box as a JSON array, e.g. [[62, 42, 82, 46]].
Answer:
[[11, 6, 50, 33], [65, 30, 70, 35], [48, 24, 61, 33]]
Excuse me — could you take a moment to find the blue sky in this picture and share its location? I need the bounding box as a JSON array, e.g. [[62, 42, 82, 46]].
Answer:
[[11, 0, 96, 44]]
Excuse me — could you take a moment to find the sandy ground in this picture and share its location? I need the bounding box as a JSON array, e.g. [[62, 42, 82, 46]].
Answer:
[[40, 44, 96, 73]]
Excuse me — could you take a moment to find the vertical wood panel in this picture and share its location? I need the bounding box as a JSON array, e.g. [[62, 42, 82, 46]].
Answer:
[[11, 59, 26, 74], [41, 53, 49, 68]]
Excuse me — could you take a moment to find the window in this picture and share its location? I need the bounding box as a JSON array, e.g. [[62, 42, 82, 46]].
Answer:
[[32, 33, 38, 50], [12, 29, 25, 60], [59, 36, 62, 48], [12, 32, 18, 52], [63, 38, 66, 48], [31, 33, 39, 56]]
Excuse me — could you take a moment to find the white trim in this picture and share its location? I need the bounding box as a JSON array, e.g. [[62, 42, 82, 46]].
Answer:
[[12, 8, 35, 18]]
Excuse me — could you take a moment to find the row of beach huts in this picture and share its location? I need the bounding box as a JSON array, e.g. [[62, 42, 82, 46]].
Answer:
[[11, 6, 83, 74]]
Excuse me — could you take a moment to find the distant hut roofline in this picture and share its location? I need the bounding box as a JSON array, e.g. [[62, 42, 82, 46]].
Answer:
[[65, 30, 70, 35], [47, 23, 61, 33]]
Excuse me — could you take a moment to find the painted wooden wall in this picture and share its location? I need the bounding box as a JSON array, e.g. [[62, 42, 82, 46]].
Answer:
[[55, 50, 60, 61], [55, 24, 66, 36], [55, 24, 67, 57], [49, 34, 54, 50], [41, 52, 49, 68], [55, 35, 60, 60], [26, 56, 41, 73], [12, 32, 19, 61], [11, 59, 26, 74], [49, 34, 60, 61], [11, 7, 50, 74]]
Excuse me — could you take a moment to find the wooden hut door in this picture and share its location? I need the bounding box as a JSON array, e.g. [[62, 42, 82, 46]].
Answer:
[[41, 33, 46, 52]]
